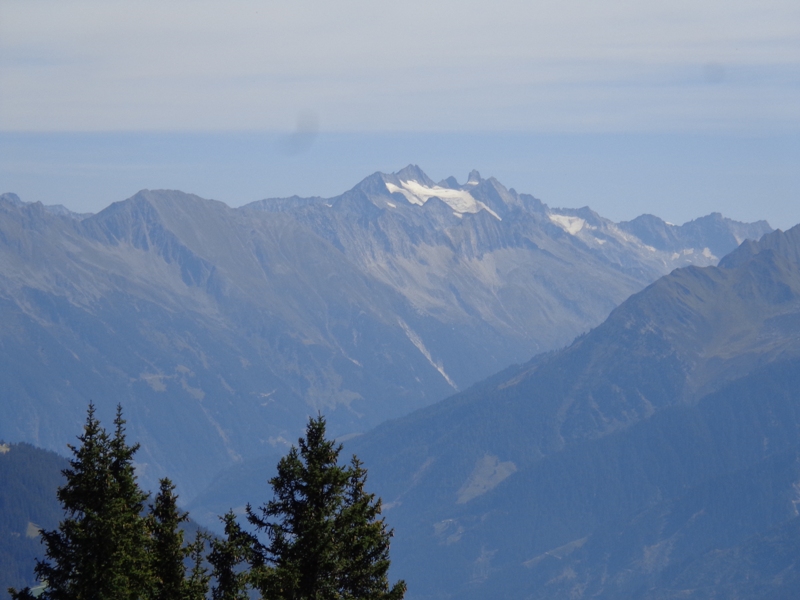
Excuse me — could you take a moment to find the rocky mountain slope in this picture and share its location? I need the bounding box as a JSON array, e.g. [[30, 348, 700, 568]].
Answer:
[[332, 224, 800, 598], [0, 169, 770, 497]]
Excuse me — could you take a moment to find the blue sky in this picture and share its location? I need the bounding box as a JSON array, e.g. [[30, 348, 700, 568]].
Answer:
[[0, 1, 798, 227]]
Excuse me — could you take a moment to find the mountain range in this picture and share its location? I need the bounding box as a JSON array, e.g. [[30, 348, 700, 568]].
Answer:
[[331, 224, 800, 598], [0, 166, 771, 499]]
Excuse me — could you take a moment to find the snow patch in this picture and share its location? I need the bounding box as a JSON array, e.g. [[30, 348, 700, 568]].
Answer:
[[549, 213, 586, 235], [386, 202, 396, 208], [702, 247, 715, 259], [385, 180, 501, 220], [397, 318, 457, 389], [385, 182, 422, 206]]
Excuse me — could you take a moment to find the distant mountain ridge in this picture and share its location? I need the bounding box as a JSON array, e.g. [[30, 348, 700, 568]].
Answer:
[[246, 166, 771, 360], [0, 167, 771, 499], [334, 224, 800, 599], [619, 211, 766, 259], [0, 192, 92, 220]]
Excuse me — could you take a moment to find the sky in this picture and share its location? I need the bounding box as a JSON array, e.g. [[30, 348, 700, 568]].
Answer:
[[1, 0, 798, 228]]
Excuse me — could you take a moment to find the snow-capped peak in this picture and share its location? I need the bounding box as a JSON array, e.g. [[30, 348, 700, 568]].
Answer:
[[385, 179, 501, 220], [549, 213, 587, 235]]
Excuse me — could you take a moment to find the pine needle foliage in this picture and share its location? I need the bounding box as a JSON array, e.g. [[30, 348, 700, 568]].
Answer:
[[149, 478, 210, 600], [8, 409, 404, 600], [209, 511, 255, 600], [336, 457, 405, 600], [183, 532, 211, 600], [247, 415, 405, 600], [9, 404, 151, 600]]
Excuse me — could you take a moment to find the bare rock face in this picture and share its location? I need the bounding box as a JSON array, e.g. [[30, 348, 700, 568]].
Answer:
[[0, 167, 771, 496]]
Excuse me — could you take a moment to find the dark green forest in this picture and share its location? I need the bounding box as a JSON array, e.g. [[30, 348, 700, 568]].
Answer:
[[0, 442, 66, 592]]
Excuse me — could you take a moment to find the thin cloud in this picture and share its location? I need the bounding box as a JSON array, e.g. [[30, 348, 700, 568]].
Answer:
[[0, 0, 798, 132]]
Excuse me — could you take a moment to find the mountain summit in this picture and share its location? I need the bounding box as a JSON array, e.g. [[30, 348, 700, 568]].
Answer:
[[0, 167, 772, 496]]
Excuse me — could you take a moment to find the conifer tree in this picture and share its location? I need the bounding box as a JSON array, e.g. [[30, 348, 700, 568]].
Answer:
[[247, 415, 405, 600], [9, 404, 151, 600], [209, 511, 254, 600], [149, 478, 192, 600], [183, 532, 211, 600], [108, 406, 151, 599], [336, 457, 406, 600]]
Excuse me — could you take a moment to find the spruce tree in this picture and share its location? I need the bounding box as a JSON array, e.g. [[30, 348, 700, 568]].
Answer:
[[148, 477, 211, 600], [208, 511, 254, 600], [183, 532, 211, 600], [336, 457, 406, 600], [149, 478, 190, 600], [247, 415, 405, 600], [107, 406, 151, 599], [8, 404, 151, 600]]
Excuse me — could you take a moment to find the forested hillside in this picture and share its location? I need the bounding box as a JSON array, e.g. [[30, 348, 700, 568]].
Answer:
[[0, 443, 66, 592]]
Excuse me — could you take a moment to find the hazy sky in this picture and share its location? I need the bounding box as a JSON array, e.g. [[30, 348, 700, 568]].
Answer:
[[1, 1, 798, 226]]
